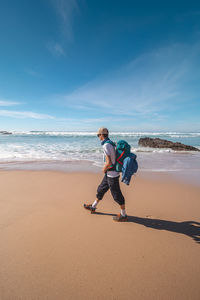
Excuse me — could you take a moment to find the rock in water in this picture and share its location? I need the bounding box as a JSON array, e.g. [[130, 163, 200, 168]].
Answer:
[[138, 137, 200, 151], [0, 131, 12, 135]]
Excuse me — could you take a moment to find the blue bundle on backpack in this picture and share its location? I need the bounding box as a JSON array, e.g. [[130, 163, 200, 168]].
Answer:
[[121, 153, 138, 185]]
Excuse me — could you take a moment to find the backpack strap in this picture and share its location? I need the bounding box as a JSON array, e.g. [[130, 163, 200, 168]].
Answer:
[[103, 139, 116, 171], [116, 150, 125, 165], [104, 139, 116, 147]]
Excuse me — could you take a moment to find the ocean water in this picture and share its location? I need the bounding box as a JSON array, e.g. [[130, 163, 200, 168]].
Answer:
[[0, 131, 200, 180]]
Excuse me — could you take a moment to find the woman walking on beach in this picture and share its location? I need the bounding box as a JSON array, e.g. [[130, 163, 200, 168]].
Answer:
[[84, 127, 128, 222]]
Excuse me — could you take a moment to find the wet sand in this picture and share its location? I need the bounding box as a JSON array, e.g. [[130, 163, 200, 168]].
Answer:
[[0, 171, 199, 299]]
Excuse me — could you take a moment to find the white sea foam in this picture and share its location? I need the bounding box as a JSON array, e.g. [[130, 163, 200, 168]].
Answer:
[[8, 131, 200, 138]]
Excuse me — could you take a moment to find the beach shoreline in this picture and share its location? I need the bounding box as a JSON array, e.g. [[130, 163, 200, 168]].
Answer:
[[1, 160, 200, 188], [0, 170, 199, 299]]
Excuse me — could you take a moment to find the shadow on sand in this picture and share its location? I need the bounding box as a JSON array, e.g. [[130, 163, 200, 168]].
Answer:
[[94, 212, 200, 244]]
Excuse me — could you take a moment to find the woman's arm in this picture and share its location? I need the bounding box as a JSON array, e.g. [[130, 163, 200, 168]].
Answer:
[[103, 154, 112, 173]]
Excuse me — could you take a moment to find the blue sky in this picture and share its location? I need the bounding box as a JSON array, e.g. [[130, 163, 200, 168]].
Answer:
[[0, 0, 200, 131]]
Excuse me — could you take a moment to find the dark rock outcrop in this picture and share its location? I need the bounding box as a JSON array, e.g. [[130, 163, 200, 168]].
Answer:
[[0, 131, 12, 135], [138, 137, 200, 151]]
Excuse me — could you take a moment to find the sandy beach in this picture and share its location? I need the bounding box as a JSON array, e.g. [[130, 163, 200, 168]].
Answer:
[[0, 170, 199, 300]]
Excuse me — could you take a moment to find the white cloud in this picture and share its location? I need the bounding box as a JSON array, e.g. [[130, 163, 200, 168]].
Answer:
[[51, 0, 79, 40], [58, 116, 129, 123], [59, 42, 200, 119], [0, 110, 55, 119], [0, 99, 21, 106], [47, 42, 65, 56], [25, 69, 41, 77], [48, 0, 79, 56], [54, 43, 65, 55]]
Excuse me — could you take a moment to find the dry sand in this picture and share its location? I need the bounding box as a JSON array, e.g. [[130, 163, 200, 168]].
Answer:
[[0, 170, 199, 300]]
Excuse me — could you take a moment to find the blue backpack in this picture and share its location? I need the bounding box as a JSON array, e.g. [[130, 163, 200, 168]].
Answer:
[[105, 139, 138, 173], [115, 140, 131, 172]]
